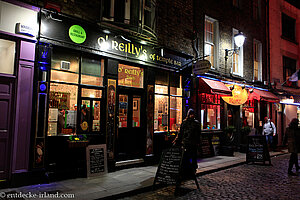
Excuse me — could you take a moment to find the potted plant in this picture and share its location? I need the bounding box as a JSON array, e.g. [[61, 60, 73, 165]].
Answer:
[[68, 134, 89, 148]]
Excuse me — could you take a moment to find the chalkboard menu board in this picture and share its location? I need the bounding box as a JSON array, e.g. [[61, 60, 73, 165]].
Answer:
[[200, 135, 214, 157], [153, 146, 184, 185], [246, 136, 271, 165], [86, 144, 107, 177]]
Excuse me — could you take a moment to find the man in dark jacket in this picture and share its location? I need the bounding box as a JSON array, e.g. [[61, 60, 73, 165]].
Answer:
[[174, 109, 201, 173]]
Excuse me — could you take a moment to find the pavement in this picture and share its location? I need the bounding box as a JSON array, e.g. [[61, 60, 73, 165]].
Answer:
[[0, 149, 288, 200]]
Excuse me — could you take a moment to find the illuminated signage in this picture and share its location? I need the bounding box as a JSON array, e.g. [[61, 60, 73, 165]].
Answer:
[[69, 25, 86, 44], [16, 23, 36, 37], [222, 84, 248, 105], [98, 35, 183, 67], [118, 64, 144, 88]]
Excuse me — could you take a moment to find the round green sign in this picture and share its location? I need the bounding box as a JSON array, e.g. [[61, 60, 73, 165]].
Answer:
[[69, 25, 86, 44]]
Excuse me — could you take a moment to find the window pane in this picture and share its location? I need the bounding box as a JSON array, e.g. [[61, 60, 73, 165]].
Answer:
[[51, 48, 80, 83], [170, 97, 182, 131], [51, 70, 79, 84], [155, 85, 168, 94], [154, 95, 169, 132], [92, 101, 101, 131], [118, 64, 144, 88], [81, 58, 104, 86], [80, 100, 91, 132], [119, 94, 128, 128], [48, 83, 78, 136], [201, 104, 220, 130], [0, 39, 15, 75], [170, 87, 182, 96], [81, 88, 102, 98], [132, 96, 141, 127]]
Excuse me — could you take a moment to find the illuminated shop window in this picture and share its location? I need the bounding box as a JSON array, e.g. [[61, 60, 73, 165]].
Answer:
[[170, 96, 182, 131], [154, 94, 169, 132], [48, 83, 78, 136], [199, 93, 221, 130], [242, 100, 255, 129], [51, 49, 80, 84], [118, 64, 144, 88], [49, 48, 104, 136], [0, 39, 15, 75], [119, 94, 128, 128], [132, 96, 141, 127], [154, 75, 183, 133]]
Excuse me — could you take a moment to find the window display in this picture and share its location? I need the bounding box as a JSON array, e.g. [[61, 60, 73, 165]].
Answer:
[[199, 93, 221, 130], [48, 83, 78, 135], [119, 95, 128, 128], [132, 96, 141, 127], [154, 95, 169, 132], [48, 48, 104, 136]]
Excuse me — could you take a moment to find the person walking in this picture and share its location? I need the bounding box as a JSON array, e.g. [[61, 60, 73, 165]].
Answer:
[[284, 118, 300, 176], [262, 117, 276, 150], [174, 108, 201, 174]]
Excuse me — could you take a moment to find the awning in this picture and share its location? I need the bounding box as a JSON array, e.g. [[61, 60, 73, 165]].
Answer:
[[249, 89, 279, 102], [199, 78, 232, 96]]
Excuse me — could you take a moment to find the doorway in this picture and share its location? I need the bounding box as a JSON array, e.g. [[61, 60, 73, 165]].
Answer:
[[116, 89, 146, 161]]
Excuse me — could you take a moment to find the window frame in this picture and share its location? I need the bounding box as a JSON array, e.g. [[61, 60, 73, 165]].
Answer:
[[205, 16, 219, 69], [282, 13, 296, 42], [48, 47, 105, 136], [253, 39, 262, 82]]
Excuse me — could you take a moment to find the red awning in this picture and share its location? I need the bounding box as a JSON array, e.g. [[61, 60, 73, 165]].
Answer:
[[249, 89, 279, 102], [199, 78, 232, 96]]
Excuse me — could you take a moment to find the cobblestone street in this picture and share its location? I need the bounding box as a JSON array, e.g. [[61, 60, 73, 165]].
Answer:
[[119, 154, 300, 200]]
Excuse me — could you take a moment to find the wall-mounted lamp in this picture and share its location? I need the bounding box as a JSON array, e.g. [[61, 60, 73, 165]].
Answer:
[[225, 32, 245, 61]]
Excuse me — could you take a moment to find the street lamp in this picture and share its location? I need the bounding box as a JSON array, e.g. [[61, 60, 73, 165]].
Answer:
[[225, 32, 245, 61]]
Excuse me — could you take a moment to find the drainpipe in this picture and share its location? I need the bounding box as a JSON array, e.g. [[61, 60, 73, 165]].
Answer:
[[266, 0, 270, 85]]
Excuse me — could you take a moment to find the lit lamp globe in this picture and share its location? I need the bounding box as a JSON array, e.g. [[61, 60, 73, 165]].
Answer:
[[234, 32, 245, 48]]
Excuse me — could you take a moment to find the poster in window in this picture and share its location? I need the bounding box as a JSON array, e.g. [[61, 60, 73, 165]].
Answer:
[[133, 100, 138, 111], [48, 108, 58, 121]]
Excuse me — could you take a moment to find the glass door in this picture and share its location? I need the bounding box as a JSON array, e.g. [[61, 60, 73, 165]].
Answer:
[[117, 92, 144, 161]]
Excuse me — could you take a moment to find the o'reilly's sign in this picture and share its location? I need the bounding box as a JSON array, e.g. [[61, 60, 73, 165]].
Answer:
[[193, 60, 211, 75]]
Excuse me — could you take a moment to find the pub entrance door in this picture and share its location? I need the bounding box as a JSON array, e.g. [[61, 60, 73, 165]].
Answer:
[[116, 88, 146, 162]]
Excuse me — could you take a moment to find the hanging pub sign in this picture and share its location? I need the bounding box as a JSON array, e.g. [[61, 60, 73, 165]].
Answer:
[[193, 60, 211, 75], [40, 10, 191, 69], [222, 84, 248, 105]]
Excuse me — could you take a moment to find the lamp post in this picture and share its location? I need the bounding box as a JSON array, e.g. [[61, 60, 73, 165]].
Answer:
[[225, 32, 246, 61]]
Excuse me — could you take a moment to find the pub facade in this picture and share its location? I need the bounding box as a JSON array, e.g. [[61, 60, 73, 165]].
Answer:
[[33, 9, 191, 179]]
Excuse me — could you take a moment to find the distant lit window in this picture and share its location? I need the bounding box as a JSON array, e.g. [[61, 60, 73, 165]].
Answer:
[[205, 16, 219, 68], [283, 56, 297, 87], [102, 0, 156, 31], [253, 39, 262, 81]]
